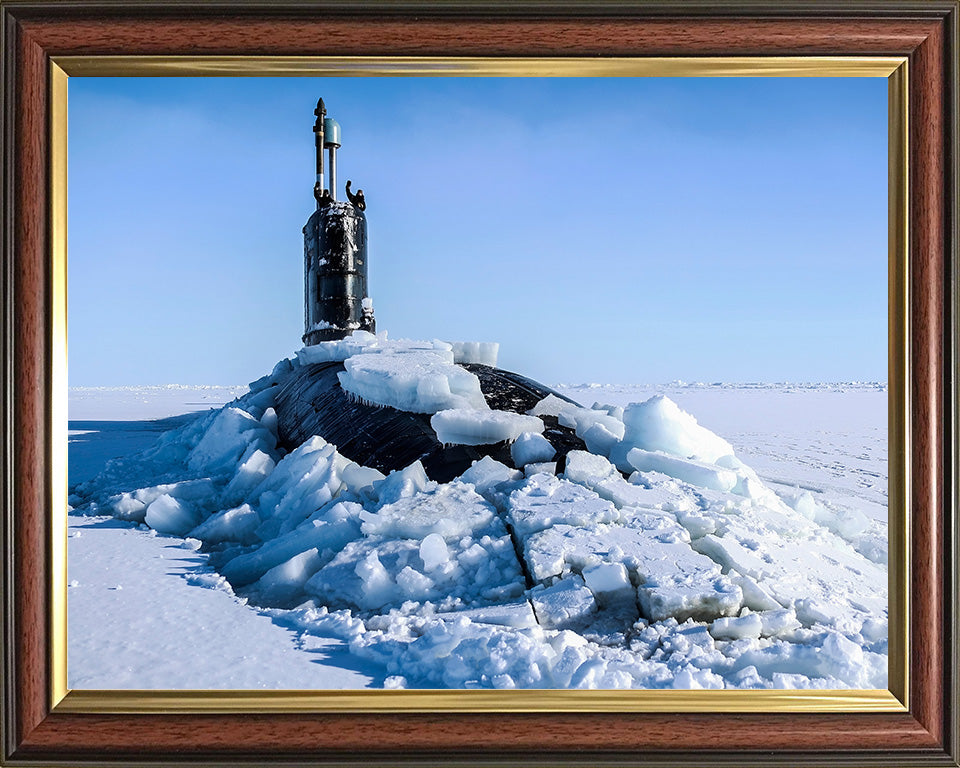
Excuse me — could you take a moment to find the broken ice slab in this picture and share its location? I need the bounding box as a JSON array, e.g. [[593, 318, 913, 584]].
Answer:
[[431, 408, 544, 446], [626, 448, 738, 493], [505, 474, 621, 538], [563, 449, 690, 512], [529, 576, 597, 630], [522, 521, 742, 623], [434, 600, 538, 629]]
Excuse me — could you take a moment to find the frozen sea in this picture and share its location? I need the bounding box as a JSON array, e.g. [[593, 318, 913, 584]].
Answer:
[[67, 376, 887, 690]]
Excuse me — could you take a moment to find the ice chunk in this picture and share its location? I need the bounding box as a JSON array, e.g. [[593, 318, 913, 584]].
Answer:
[[449, 341, 499, 367], [730, 573, 782, 612], [255, 548, 325, 606], [260, 406, 278, 436], [106, 478, 217, 524], [296, 330, 380, 365], [144, 493, 201, 536], [579, 422, 621, 457], [591, 402, 625, 420], [693, 534, 771, 580], [860, 617, 886, 644], [530, 576, 597, 629], [819, 631, 865, 676], [510, 432, 556, 467], [187, 406, 275, 476], [396, 565, 435, 598], [783, 489, 870, 541], [564, 449, 619, 486], [557, 407, 625, 441], [528, 394, 575, 417], [626, 448, 738, 493], [221, 446, 276, 508], [672, 666, 726, 690], [710, 613, 763, 640], [759, 608, 801, 637], [188, 503, 260, 545], [354, 550, 396, 609], [419, 533, 450, 571], [621, 395, 735, 463], [252, 439, 349, 539], [373, 461, 435, 507], [431, 409, 544, 446], [339, 348, 488, 413], [524, 462, 557, 477], [243, 385, 278, 420], [106, 491, 149, 523], [638, 572, 742, 625], [341, 462, 386, 499], [530, 396, 630, 457], [506, 474, 620, 538], [784, 488, 819, 521], [582, 562, 633, 602], [458, 456, 523, 496], [820, 505, 872, 540], [794, 598, 846, 628], [675, 509, 718, 539]]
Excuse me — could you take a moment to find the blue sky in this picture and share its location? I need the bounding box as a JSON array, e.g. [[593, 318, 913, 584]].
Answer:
[[68, 76, 887, 387]]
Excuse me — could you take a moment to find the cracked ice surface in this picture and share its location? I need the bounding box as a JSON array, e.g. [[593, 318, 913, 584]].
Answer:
[[68, 341, 888, 690]]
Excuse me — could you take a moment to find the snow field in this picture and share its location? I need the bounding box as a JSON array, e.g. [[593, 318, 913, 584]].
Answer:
[[67, 516, 378, 689], [70, 338, 888, 690]]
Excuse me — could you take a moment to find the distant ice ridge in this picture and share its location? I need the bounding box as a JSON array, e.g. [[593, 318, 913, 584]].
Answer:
[[559, 381, 888, 393], [70, 335, 888, 691], [70, 384, 248, 392]]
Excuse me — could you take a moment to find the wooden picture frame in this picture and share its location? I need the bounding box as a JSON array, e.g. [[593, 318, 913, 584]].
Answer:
[[1, 2, 957, 765]]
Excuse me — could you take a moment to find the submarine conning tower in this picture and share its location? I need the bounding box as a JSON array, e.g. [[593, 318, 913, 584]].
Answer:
[[303, 98, 376, 346], [276, 98, 589, 482]]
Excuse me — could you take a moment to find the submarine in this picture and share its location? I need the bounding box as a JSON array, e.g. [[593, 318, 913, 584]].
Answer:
[[273, 99, 585, 483]]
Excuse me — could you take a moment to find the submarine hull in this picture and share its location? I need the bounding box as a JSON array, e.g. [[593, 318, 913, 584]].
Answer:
[[273, 363, 585, 483]]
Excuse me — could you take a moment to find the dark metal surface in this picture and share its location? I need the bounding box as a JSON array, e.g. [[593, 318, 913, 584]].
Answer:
[[345, 179, 365, 210], [302, 203, 375, 344], [273, 361, 584, 482]]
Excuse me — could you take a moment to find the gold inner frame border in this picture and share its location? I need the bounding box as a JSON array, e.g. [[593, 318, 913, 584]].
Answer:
[[48, 55, 910, 715]]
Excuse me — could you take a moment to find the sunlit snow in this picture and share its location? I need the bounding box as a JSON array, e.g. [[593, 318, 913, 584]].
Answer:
[[68, 336, 888, 691]]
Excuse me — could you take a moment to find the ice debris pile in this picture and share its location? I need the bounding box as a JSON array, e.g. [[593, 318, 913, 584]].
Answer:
[[71, 333, 888, 690]]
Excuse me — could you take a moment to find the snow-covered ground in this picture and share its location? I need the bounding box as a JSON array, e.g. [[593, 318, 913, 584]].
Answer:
[[68, 339, 887, 691]]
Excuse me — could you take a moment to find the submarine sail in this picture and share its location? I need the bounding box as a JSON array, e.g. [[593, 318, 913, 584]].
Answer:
[[274, 99, 584, 482], [303, 98, 375, 345]]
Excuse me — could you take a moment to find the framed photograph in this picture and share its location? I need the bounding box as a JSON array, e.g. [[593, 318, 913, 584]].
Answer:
[[1, 2, 957, 766]]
